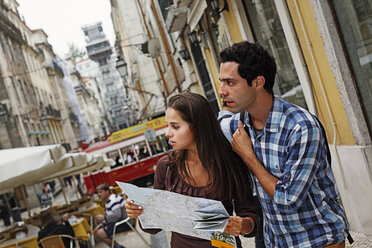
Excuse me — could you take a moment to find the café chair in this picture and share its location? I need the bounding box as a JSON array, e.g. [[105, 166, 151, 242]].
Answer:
[[111, 217, 150, 248], [81, 213, 95, 247], [38, 234, 75, 248]]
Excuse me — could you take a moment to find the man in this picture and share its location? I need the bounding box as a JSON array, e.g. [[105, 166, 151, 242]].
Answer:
[[94, 184, 133, 248], [218, 41, 349, 247]]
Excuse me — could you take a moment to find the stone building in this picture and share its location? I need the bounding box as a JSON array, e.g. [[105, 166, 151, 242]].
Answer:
[[82, 22, 129, 131], [111, 0, 372, 236]]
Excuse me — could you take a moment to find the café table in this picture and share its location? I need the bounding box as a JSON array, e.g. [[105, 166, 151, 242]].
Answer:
[[0, 225, 40, 248], [80, 203, 104, 216]]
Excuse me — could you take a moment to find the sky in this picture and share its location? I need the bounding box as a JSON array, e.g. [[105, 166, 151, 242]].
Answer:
[[17, 0, 115, 58]]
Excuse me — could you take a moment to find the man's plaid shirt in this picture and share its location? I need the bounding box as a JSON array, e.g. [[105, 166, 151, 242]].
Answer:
[[218, 96, 348, 247]]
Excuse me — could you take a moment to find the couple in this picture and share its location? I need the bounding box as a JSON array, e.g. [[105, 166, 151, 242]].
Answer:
[[126, 42, 350, 248]]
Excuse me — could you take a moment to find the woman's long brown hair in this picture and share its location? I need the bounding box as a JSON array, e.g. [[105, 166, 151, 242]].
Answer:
[[167, 93, 252, 201]]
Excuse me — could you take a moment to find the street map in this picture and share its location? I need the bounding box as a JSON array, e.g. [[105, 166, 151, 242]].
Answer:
[[117, 182, 236, 247]]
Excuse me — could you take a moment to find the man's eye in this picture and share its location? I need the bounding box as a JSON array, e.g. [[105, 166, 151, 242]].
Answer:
[[227, 81, 233, 85]]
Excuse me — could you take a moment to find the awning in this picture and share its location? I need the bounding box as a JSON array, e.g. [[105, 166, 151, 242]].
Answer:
[[0, 144, 66, 193]]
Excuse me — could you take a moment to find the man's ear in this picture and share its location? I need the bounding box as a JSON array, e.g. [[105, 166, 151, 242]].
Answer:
[[255, 76, 265, 88]]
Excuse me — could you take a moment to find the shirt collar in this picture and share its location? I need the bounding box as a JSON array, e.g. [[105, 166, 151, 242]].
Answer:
[[245, 95, 283, 133], [266, 95, 283, 133]]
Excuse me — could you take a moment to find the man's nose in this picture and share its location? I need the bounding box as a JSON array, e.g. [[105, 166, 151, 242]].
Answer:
[[219, 84, 227, 97]]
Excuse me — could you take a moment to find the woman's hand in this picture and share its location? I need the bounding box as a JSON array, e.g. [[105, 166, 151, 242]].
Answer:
[[125, 198, 144, 218], [224, 216, 255, 236], [224, 216, 243, 236]]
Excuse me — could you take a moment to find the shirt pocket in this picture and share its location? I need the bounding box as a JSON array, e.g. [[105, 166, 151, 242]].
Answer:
[[266, 149, 286, 178]]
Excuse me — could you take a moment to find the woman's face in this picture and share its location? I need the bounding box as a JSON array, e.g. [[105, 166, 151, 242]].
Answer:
[[165, 108, 195, 151]]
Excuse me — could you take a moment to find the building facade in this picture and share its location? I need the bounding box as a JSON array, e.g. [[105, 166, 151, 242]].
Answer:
[[111, 0, 372, 235], [0, 0, 52, 148], [111, 0, 167, 121], [82, 22, 129, 131], [75, 56, 111, 136]]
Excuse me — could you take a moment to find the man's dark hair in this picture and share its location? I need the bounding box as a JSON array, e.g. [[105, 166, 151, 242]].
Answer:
[[220, 41, 277, 94], [96, 183, 110, 192]]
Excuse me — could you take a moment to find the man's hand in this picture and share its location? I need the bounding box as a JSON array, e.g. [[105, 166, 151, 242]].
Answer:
[[95, 214, 105, 223], [231, 121, 256, 166], [232, 120, 278, 199]]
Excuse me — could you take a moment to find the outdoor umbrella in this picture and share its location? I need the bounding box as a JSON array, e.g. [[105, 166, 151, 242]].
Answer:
[[0, 144, 66, 194]]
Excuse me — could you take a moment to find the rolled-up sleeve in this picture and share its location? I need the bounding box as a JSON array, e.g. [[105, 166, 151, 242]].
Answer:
[[273, 124, 322, 213]]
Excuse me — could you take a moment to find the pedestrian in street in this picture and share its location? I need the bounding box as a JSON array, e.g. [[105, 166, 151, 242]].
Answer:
[[125, 92, 258, 248], [44, 183, 54, 204], [218, 41, 350, 247], [0, 199, 11, 227], [40, 189, 50, 209]]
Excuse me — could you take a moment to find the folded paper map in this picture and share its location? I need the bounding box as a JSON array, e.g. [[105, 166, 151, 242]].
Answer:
[[117, 182, 236, 247]]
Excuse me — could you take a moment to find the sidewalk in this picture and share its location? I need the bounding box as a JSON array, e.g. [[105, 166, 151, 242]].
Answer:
[[51, 186, 372, 248]]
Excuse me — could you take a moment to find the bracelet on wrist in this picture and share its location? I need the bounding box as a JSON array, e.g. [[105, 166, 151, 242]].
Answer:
[[241, 217, 255, 235]]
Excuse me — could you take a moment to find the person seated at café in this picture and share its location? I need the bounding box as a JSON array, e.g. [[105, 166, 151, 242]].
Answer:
[[94, 184, 133, 248], [0, 199, 11, 227], [37, 209, 75, 248]]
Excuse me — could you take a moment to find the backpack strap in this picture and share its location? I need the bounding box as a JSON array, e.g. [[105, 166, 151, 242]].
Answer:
[[312, 115, 331, 165], [240, 111, 250, 137]]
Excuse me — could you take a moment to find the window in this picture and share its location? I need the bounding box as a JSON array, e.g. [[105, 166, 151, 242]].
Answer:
[[106, 150, 119, 159], [158, 0, 170, 21], [19, 80, 28, 104], [243, 0, 307, 109], [111, 96, 119, 105], [10, 77, 20, 101], [331, 0, 372, 134], [134, 141, 149, 160]]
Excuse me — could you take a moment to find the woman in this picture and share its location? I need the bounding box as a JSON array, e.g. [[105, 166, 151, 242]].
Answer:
[[37, 210, 75, 248], [125, 93, 258, 247]]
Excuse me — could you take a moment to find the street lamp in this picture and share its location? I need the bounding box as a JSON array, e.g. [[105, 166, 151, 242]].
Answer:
[[116, 57, 128, 79], [188, 31, 200, 44]]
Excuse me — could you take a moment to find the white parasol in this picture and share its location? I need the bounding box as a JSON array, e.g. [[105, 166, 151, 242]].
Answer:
[[0, 144, 66, 193]]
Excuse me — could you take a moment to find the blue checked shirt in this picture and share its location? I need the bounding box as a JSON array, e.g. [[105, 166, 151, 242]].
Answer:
[[218, 96, 348, 247]]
